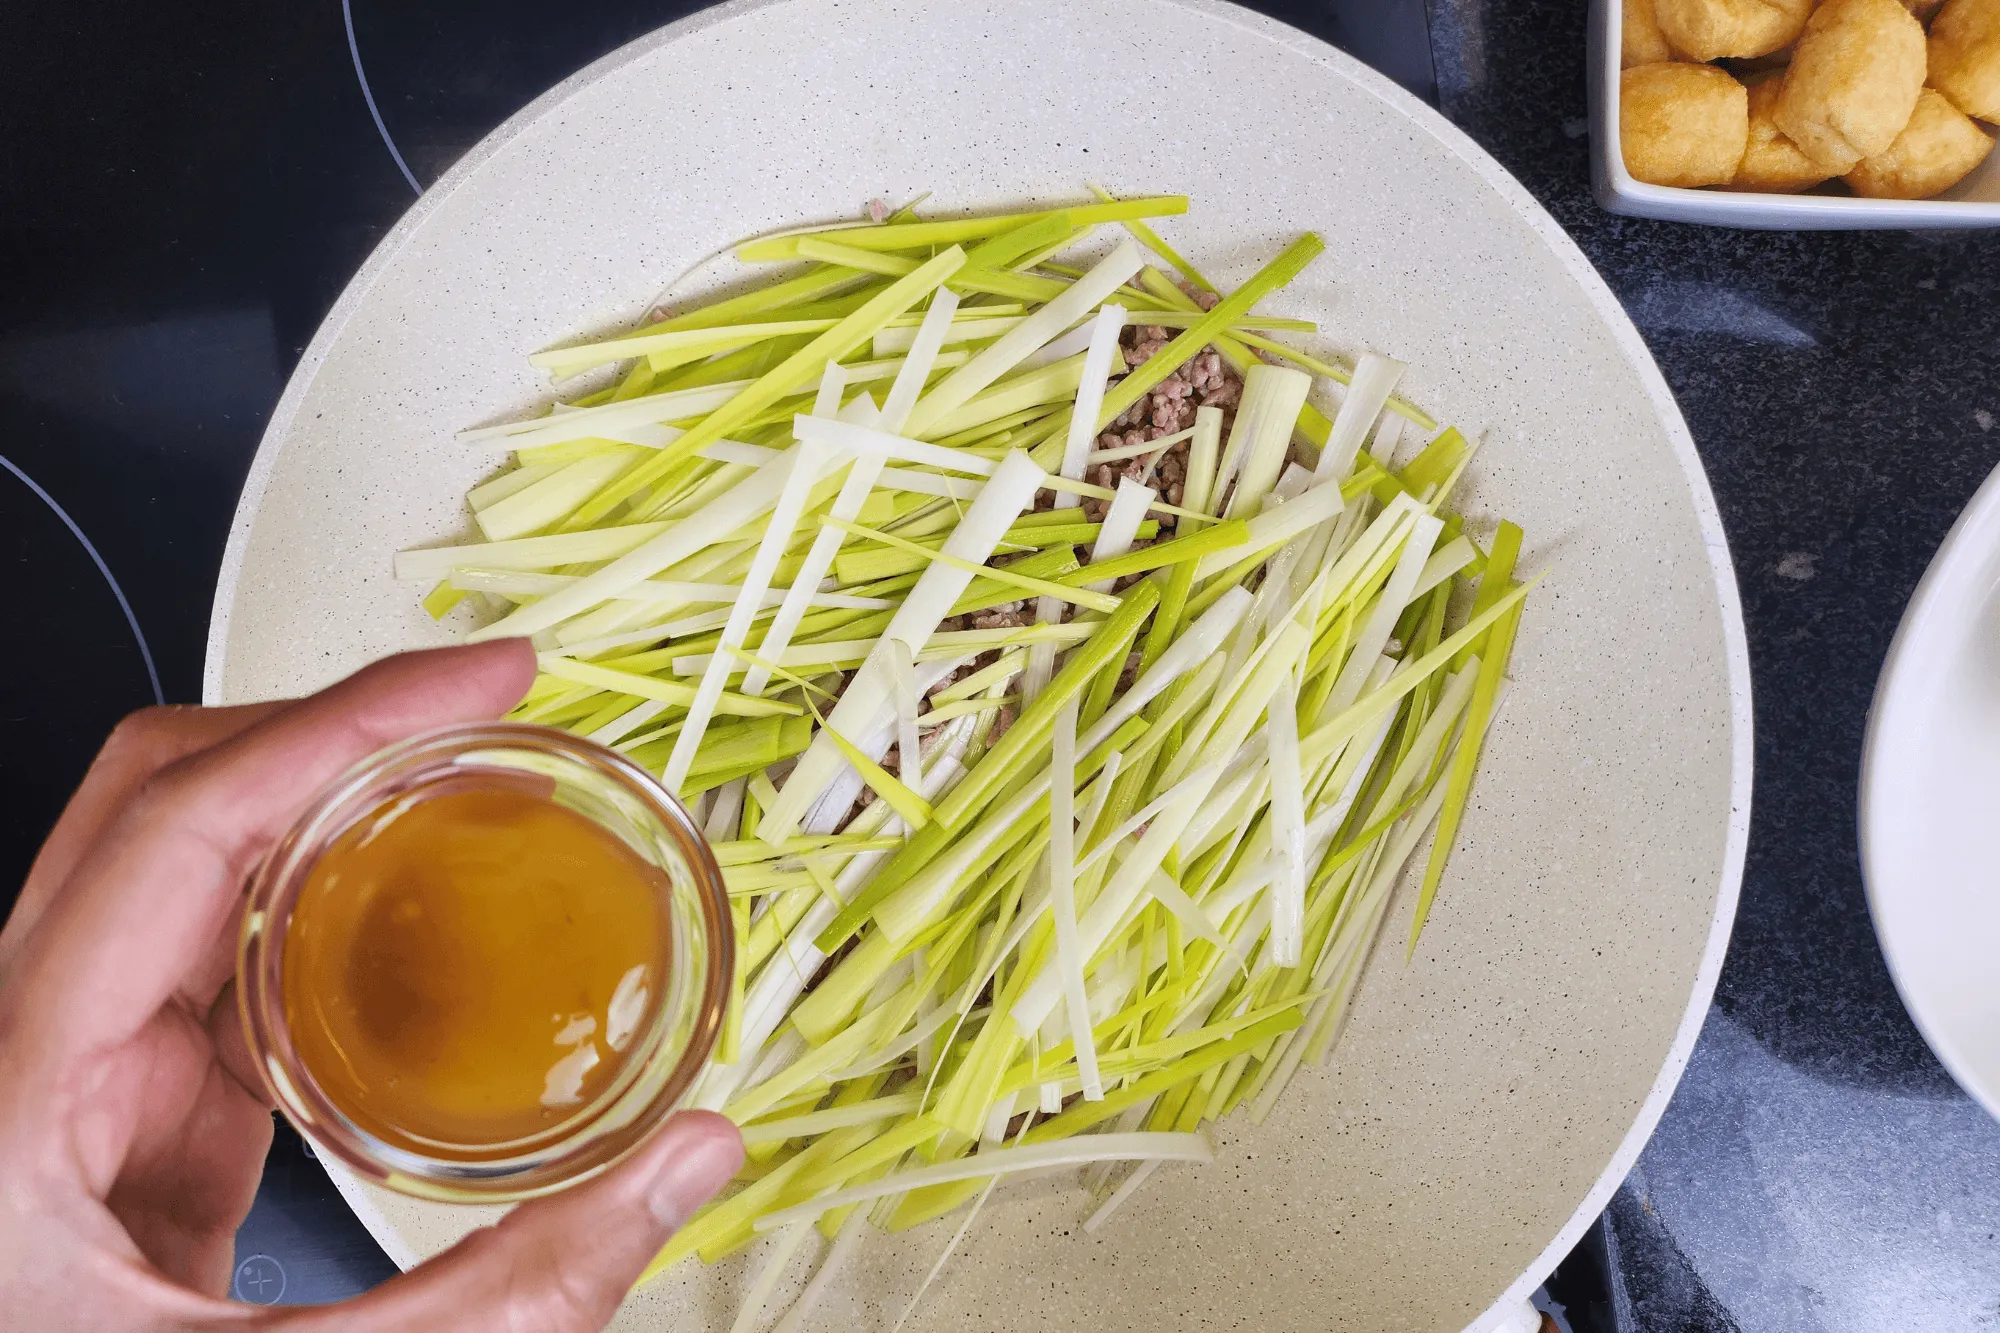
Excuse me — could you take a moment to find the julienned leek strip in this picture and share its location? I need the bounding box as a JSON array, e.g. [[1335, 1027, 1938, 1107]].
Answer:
[[1095, 233, 1326, 431], [534, 656, 802, 718], [570, 246, 967, 526], [820, 516, 1122, 615], [735, 197, 1189, 262]]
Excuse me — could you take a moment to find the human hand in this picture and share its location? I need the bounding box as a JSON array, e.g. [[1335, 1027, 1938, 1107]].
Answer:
[[0, 641, 742, 1331]]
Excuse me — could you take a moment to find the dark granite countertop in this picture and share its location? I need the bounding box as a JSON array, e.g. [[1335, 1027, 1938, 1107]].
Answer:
[[3, 0, 1997, 1325]]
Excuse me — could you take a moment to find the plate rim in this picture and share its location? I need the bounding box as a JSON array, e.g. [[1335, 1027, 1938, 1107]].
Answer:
[[1859, 456, 2000, 1123], [203, 2, 1754, 1326]]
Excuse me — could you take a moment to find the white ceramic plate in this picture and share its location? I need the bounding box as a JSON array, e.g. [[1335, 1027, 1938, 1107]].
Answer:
[[1587, 0, 2000, 229], [204, 1, 1752, 1329], [1862, 460, 2000, 1122]]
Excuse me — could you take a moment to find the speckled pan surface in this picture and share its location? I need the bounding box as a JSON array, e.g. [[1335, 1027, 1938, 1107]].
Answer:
[[203, 0, 1750, 1328]]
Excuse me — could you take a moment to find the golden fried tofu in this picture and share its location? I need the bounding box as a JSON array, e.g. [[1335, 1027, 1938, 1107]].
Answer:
[[1930, 0, 2000, 122], [1846, 87, 1998, 194], [1653, 0, 1813, 60], [1728, 76, 1836, 190], [1625, 0, 1679, 66], [1773, 0, 1927, 171], [1621, 63, 1752, 186]]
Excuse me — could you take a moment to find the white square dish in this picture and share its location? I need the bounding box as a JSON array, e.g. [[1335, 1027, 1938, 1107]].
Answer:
[[1588, 0, 2000, 227]]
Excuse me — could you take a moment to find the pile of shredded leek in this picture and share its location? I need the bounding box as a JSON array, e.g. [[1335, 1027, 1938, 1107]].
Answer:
[[397, 193, 1531, 1328]]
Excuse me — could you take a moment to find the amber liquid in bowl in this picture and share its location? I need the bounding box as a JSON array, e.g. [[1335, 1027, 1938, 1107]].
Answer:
[[281, 783, 673, 1156]]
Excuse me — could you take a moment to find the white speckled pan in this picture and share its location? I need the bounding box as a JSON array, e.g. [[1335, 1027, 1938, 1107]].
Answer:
[[204, 1, 1751, 1328]]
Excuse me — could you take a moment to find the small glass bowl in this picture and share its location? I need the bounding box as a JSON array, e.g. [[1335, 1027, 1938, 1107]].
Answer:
[[237, 722, 732, 1203]]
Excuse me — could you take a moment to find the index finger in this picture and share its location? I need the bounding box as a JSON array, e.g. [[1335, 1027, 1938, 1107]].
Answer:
[[0, 640, 536, 1073]]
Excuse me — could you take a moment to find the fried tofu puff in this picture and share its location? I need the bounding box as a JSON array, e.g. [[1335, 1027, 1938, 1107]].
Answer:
[[1930, 0, 2000, 122], [1846, 87, 1998, 194], [1772, 0, 1927, 171], [1728, 75, 1835, 190], [1621, 63, 1752, 185], [1625, 0, 1679, 66], [1653, 0, 1813, 60]]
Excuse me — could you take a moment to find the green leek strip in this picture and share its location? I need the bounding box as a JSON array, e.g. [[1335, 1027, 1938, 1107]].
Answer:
[[791, 237, 1067, 304], [1096, 233, 1325, 431], [736, 197, 1188, 262], [1300, 577, 1537, 765], [572, 247, 967, 525], [814, 715, 1147, 952], [1228, 330, 1438, 432], [1455, 520, 1521, 670], [931, 580, 1160, 831], [1021, 1011, 1305, 1144], [535, 656, 800, 717], [710, 834, 900, 867], [962, 213, 1078, 270], [821, 517, 1121, 615], [644, 264, 868, 334], [1408, 605, 1524, 950], [1049, 517, 1249, 589], [1088, 182, 1214, 293]]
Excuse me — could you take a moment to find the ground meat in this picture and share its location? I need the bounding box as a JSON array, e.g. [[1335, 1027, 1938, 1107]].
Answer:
[[866, 198, 892, 223], [972, 610, 1029, 630], [985, 705, 1017, 747], [1175, 277, 1222, 311]]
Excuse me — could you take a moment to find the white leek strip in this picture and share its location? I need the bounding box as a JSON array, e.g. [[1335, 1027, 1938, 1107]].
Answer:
[[740, 291, 958, 698], [1083, 1159, 1162, 1233], [1021, 304, 1126, 700], [1191, 478, 1345, 580], [1011, 769, 1221, 1033], [1265, 665, 1307, 967], [1013, 318, 1094, 372], [474, 451, 635, 541], [760, 450, 1045, 843], [470, 445, 808, 642], [1087, 424, 1196, 466], [1218, 365, 1312, 519], [1078, 587, 1252, 753], [672, 623, 1090, 675], [1183, 405, 1223, 516], [1313, 351, 1407, 482], [1048, 700, 1100, 1101], [1061, 305, 1129, 481], [660, 372, 845, 791], [1321, 512, 1444, 715], [875, 467, 980, 500], [891, 1105, 1037, 1333], [1087, 478, 1155, 590], [769, 1211, 867, 1333], [728, 1222, 815, 1333], [395, 522, 666, 582], [889, 646, 923, 797], [446, 569, 886, 612], [738, 1092, 924, 1146], [1142, 867, 1231, 953], [591, 701, 667, 746], [468, 459, 562, 510], [904, 241, 1142, 438], [1368, 411, 1403, 466], [458, 380, 752, 447], [1413, 534, 1475, 598], [871, 314, 1022, 357], [791, 415, 995, 475], [751, 1133, 1213, 1232]]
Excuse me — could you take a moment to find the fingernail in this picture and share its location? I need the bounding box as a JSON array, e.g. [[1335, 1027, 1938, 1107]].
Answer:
[[644, 1113, 744, 1230]]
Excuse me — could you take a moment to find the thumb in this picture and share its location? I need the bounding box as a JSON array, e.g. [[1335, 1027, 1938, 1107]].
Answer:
[[283, 1112, 742, 1332]]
